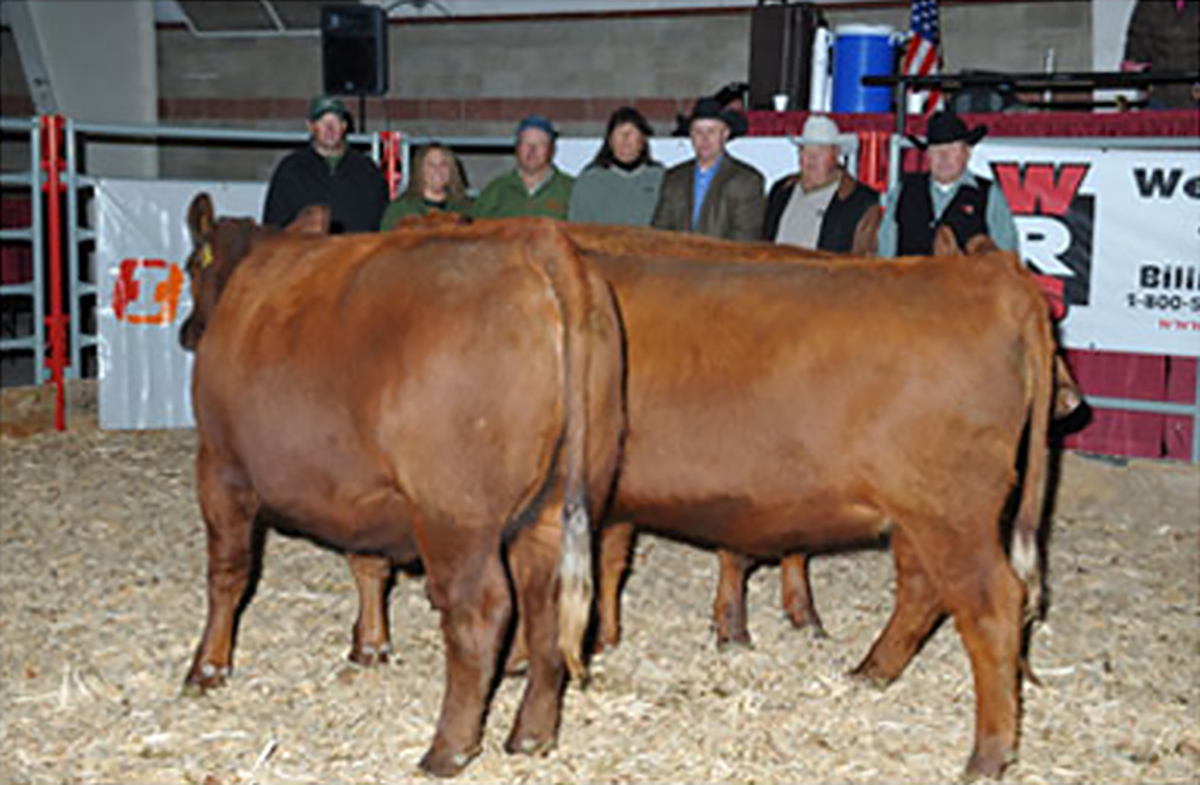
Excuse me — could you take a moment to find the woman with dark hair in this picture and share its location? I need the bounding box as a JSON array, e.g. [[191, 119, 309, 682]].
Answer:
[[568, 106, 664, 226], [381, 143, 472, 230]]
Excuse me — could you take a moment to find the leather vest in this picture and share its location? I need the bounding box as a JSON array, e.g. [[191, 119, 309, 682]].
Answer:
[[896, 173, 991, 255]]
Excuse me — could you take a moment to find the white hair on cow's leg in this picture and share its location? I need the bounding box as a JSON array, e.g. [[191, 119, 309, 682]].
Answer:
[[1011, 531, 1041, 622], [558, 495, 593, 682]]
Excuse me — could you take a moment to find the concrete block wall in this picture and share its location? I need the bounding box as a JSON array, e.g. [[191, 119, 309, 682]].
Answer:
[[4, 3, 1094, 184]]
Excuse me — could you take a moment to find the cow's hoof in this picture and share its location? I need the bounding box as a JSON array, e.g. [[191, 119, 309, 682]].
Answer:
[[716, 636, 754, 652], [962, 740, 1015, 781], [505, 732, 556, 757], [503, 655, 529, 677], [788, 617, 828, 639], [418, 744, 480, 778], [349, 643, 392, 667], [847, 663, 895, 690], [182, 663, 230, 696], [960, 748, 1017, 782]]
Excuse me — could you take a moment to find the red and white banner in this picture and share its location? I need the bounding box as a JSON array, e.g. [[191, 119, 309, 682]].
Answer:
[[971, 142, 1199, 357]]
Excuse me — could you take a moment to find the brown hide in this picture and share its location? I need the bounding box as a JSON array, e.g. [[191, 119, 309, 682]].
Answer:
[[179, 203, 330, 351], [582, 243, 1053, 779], [181, 202, 624, 777], [562, 223, 832, 643], [344, 217, 1056, 777], [932, 225, 1083, 420]]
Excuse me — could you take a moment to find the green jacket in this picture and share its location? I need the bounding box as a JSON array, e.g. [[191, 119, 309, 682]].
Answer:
[[472, 168, 574, 219], [380, 191, 472, 231]]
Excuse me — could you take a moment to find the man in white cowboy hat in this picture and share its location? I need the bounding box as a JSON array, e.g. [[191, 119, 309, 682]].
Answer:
[[652, 97, 765, 241], [877, 110, 1017, 257], [763, 114, 880, 253]]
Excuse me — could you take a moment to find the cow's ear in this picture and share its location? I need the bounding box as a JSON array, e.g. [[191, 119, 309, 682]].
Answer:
[[288, 205, 330, 236], [187, 193, 216, 248], [964, 234, 1000, 255], [932, 225, 963, 257]]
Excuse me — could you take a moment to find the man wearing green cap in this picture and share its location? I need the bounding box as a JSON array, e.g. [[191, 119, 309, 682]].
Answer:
[[262, 95, 388, 233], [473, 114, 574, 219]]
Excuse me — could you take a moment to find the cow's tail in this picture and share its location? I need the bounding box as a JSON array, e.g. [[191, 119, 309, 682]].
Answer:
[[1010, 283, 1055, 622], [538, 222, 620, 683]]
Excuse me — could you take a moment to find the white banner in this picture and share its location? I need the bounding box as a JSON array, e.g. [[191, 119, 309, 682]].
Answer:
[[969, 143, 1200, 357], [96, 179, 265, 429]]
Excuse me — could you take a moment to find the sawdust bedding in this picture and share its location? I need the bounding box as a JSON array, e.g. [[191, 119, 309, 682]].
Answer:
[[1, 416, 1197, 784]]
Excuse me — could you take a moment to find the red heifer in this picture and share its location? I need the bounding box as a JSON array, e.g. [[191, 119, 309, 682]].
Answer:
[[179, 197, 624, 777], [575, 230, 1054, 780], [341, 221, 1058, 777]]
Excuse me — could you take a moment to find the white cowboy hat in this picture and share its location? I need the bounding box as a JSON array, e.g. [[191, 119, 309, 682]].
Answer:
[[790, 114, 852, 150]]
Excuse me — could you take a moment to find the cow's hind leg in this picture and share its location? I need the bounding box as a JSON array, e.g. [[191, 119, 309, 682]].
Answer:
[[595, 521, 635, 652], [905, 517, 1024, 780], [505, 507, 569, 756], [714, 550, 754, 648], [851, 528, 945, 687], [950, 556, 1025, 780], [420, 544, 511, 778], [348, 553, 392, 666], [780, 554, 826, 636], [184, 442, 260, 694]]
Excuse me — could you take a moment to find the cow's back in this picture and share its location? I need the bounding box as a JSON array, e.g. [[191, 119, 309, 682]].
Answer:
[[597, 250, 1045, 556]]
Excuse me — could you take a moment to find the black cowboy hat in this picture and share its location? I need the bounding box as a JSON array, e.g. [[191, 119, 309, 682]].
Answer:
[[908, 110, 987, 149], [686, 96, 749, 138]]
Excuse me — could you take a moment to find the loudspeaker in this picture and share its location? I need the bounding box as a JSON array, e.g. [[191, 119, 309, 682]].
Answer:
[[321, 5, 388, 96], [748, 2, 821, 110]]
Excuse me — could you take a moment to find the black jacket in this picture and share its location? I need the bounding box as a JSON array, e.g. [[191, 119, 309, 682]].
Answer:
[[262, 145, 388, 233]]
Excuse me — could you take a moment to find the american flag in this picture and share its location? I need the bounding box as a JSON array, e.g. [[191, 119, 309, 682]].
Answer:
[[901, 0, 942, 114]]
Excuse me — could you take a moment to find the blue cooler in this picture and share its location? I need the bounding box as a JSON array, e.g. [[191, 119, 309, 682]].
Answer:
[[831, 24, 896, 113]]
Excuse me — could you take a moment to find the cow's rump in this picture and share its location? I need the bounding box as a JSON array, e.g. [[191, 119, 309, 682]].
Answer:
[[182, 211, 625, 777]]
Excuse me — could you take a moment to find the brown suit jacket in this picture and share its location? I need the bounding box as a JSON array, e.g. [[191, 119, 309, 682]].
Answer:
[[652, 154, 766, 241]]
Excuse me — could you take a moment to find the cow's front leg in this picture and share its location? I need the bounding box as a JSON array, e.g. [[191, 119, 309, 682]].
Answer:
[[347, 553, 392, 666], [714, 550, 753, 648], [184, 442, 260, 695], [780, 554, 826, 636], [419, 547, 511, 778]]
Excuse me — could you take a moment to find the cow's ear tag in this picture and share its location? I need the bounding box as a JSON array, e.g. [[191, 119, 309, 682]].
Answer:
[[200, 244, 214, 268]]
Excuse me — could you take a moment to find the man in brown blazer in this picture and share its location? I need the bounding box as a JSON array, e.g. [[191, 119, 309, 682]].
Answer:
[[652, 97, 765, 241]]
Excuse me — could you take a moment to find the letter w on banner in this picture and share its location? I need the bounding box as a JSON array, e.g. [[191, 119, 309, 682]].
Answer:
[[902, 0, 943, 115]]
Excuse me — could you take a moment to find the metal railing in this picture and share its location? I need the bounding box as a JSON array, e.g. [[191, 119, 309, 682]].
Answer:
[[0, 116, 46, 384]]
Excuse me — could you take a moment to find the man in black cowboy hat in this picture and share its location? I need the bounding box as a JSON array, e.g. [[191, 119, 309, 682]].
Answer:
[[652, 97, 765, 241], [877, 110, 1017, 257]]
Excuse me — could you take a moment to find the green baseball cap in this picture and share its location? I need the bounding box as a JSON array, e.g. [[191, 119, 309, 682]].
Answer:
[[309, 95, 349, 122]]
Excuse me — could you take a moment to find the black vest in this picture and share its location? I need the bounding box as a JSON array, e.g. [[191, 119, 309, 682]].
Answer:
[[817, 182, 880, 253], [895, 173, 991, 255]]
